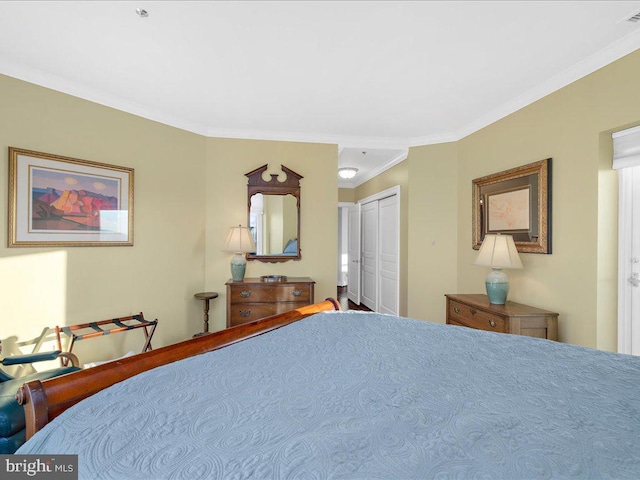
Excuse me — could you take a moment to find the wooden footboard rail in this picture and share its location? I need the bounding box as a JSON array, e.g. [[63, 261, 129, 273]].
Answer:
[[17, 299, 341, 440]]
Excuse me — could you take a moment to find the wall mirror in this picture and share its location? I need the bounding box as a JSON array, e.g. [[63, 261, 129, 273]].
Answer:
[[246, 164, 302, 263]]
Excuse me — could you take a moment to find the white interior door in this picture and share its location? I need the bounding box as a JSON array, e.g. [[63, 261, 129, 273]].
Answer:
[[378, 194, 399, 315], [360, 201, 378, 310], [347, 204, 361, 304]]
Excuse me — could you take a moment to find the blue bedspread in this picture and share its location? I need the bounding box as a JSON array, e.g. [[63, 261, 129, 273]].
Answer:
[[18, 312, 640, 479]]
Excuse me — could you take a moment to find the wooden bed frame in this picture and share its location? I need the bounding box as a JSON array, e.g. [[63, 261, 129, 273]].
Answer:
[[17, 298, 341, 441]]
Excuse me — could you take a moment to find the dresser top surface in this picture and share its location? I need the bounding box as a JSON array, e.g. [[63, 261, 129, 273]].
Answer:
[[226, 277, 315, 286], [445, 294, 558, 317]]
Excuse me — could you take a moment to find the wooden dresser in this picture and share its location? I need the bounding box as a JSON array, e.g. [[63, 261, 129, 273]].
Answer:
[[445, 294, 558, 340], [226, 277, 315, 327]]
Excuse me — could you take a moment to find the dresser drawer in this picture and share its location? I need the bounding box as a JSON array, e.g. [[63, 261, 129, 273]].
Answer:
[[448, 300, 507, 333], [229, 284, 311, 303], [229, 304, 279, 326], [226, 278, 315, 328], [228, 302, 308, 327]]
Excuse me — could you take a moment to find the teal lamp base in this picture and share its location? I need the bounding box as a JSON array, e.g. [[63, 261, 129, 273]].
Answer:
[[230, 253, 247, 282], [485, 268, 509, 304]]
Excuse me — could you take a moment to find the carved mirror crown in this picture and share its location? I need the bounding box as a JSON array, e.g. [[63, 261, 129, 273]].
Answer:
[[246, 164, 302, 263]]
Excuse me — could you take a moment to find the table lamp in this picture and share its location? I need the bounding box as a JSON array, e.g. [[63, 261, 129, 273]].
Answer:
[[474, 234, 523, 304], [224, 225, 256, 282]]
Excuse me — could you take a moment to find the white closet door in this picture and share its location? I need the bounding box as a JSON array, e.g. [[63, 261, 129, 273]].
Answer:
[[378, 195, 399, 315], [360, 201, 378, 311], [347, 204, 361, 304]]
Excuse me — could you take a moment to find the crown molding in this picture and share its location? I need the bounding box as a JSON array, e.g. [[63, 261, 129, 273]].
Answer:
[[450, 28, 640, 143], [407, 132, 460, 147], [338, 179, 358, 188], [206, 127, 412, 149], [349, 149, 409, 188], [2, 27, 640, 149], [0, 57, 210, 136]]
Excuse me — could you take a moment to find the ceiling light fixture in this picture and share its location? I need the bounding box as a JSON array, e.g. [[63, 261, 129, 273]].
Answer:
[[338, 167, 359, 179], [136, 8, 149, 18]]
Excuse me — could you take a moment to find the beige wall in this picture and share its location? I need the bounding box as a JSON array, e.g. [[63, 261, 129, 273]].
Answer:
[[204, 138, 338, 331], [338, 188, 355, 203], [0, 75, 338, 365], [2, 46, 638, 363], [454, 49, 640, 349], [0, 74, 207, 364], [372, 49, 639, 350], [406, 142, 458, 323], [354, 161, 409, 316]]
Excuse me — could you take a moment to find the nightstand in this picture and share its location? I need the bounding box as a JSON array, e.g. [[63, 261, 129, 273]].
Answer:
[[445, 294, 558, 340]]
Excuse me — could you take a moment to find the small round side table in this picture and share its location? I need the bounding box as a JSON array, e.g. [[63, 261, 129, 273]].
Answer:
[[194, 292, 219, 335]]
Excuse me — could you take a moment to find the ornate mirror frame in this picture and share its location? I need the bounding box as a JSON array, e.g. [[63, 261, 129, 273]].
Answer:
[[246, 164, 302, 263]]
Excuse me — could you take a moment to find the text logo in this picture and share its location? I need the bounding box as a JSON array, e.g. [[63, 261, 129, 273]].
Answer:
[[0, 455, 77, 480]]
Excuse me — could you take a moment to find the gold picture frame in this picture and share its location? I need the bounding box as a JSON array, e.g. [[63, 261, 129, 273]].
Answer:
[[8, 147, 134, 247], [472, 158, 551, 254]]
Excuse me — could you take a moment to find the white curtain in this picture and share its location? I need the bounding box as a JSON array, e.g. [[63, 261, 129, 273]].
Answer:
[[613, 125, 640, 170]]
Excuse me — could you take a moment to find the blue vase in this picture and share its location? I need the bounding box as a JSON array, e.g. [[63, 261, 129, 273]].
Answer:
[[230, 253, 247, 282], [485, 268, 509, 304]]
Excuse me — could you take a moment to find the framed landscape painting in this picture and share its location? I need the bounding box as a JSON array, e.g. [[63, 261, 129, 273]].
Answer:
[[472, 158, 551, 254], [8, 147, 134, 247]]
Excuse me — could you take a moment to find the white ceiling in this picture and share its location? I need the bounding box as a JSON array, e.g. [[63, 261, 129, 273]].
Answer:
[[1, 1, 639, 187]]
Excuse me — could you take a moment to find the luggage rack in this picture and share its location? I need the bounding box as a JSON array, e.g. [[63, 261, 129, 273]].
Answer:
[[56, 313, 158, 365]]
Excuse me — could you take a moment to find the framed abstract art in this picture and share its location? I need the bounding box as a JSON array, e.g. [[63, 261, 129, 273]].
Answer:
[[8, 147, 134, 247]]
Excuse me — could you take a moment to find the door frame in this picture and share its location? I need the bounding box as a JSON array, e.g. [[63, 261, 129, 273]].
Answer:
[[618, 166, 640, 354], [340, 202, 361, 304], [358, 185, 401, 315]]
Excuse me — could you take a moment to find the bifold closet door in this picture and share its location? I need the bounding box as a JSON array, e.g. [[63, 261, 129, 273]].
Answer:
[[360, 201, 378, 311], [347, 204, 361, 305], [378, 194, 398, 315]]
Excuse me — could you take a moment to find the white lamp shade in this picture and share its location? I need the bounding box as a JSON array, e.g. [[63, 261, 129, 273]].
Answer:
[[474, 234, 523, 269], [224, 225, 256, 253]]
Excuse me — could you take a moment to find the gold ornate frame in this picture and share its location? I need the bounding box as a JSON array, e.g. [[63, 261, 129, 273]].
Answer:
[[472, 158, 551, 254], [8, 147, 134, 247]]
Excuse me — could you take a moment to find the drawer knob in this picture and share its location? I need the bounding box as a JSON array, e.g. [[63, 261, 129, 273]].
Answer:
[[239, 310, 251, 317], [470, 308, 477, 315], [489, 320, 497, 328], [240, 291, 252, 298], [292, 289, 303, 297], [453, 307, 460, 314]]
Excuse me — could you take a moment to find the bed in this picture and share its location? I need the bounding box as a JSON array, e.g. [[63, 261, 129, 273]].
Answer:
[[16, 300, 640, 479]]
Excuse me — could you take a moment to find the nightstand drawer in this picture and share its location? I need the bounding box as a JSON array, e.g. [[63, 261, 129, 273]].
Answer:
[[228, 284, 311, 304], [449, 300, 507, 333], [445, 294, 559, 340]]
